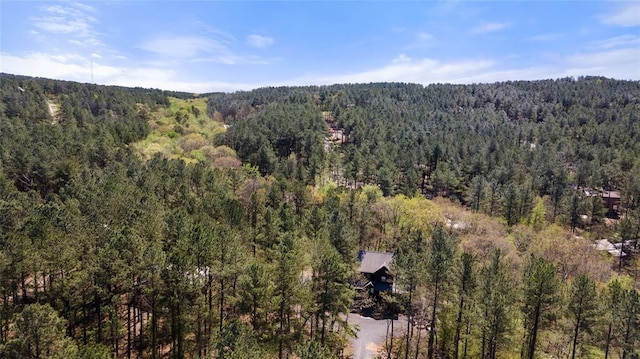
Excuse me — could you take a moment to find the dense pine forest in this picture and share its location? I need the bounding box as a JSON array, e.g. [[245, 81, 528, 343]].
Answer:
[[0, 73, 638, 359]]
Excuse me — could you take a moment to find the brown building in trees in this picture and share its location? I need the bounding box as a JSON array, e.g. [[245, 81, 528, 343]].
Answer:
[[601, 190, 621, 213], [582, 188, 622, 214], [356, 250, 394, 293]]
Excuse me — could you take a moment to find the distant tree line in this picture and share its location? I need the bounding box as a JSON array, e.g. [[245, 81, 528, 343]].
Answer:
[[209, 78, 640, 228]]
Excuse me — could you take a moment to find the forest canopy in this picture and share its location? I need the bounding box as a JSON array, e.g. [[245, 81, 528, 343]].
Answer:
[[0, 73, 638, 358]]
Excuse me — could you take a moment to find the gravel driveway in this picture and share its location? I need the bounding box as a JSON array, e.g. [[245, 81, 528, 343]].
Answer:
[[347, 313, 407, 359]]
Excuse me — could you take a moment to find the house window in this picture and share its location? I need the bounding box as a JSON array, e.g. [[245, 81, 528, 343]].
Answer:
[[381, 276, 386, 281]]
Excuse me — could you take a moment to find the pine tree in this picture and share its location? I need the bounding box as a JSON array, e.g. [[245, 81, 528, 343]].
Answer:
[[427, 226, 457, 359], [312, 239, 353, 347], [480, 249, 513, 359], [567, 275, 598, 359], [604, 279, 624, 359], [619, 289, 639, 359], [454, 252, 475, 359], [7, 303, 78, 359], [273, 232, 305, 359], [394, 230, 427, 359], [521, 256, 559, 359]]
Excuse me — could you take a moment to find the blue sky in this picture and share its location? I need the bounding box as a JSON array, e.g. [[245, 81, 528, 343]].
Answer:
[[1, 1, 639, 92]]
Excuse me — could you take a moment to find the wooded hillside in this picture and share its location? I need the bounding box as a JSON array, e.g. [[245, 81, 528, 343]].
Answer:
[[0, 74, 638, 358]]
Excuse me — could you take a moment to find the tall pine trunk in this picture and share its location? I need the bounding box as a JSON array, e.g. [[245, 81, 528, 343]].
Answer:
[[279, 285, 286, 359], [526, 303, 541, 359], [321, 277, 328, 345], [570, 315, 581, 359], [454, 294, 464, 359], [463, 319, 471, 359], [152, 294, 158, 359], [127, 298, 131, 359], [95, 291, 103, 344], [414, 320, 422, 359], [138, 290, 143, 357], [428, 283, 439, 359], [219, 278, 224, 332], [405, 281, 413, 359]]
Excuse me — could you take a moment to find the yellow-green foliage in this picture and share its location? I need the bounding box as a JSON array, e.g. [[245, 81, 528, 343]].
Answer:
[[189, 149, 207, 162], [360, 185, 383, 202], [201, 145, 237, 160], [133, 97, 239, 166], [528, 196, 547, 230], [388, 194, 444, 234], [529, 224, 611, 282], [178, 133, 208, 152]]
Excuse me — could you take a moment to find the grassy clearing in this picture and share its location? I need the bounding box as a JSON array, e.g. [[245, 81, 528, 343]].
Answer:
[[133, 97, 238, 165]]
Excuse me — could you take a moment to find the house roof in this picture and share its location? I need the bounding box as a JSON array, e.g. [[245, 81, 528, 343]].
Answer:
[[602, 190, 621, 199], [608, 249, 627, 257], [357, 250, 394, 274], [580, 188, 621, 199], [594, 239, 615, 251]]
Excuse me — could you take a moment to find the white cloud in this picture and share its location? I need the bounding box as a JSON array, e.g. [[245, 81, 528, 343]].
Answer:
[[69, 38, 102, 47], [473, 22, 510, 34], [0, 52, 264, 92], [246, 34, 274, 48], [306, 55, 495, 85], [140, 35, 226, 58], [196, 54, 274, 65], [589, 34, 640, 49], [31, 3, 102, 47], [600, 3, 640, 27], [404, 32, 435, 50], [139, 35, 274, 65], [34, 5, 97, 33], [1, 52, 94, 82], [29, 29, 45, 42], [526, 33, 563, 42], [564, 47, 640, 80], [5, 47, 640, 93], [35, 17, 91, 34], [4, 45, 638, 93], [430, 0, 462, 17], [417, 32, 433, 41], [71, 2, 98, 14], [290, 45, 640, 87], [3, 30, 638, 93], [392, 54, 412, 64]]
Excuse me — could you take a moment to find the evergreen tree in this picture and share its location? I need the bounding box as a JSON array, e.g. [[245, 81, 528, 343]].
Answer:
[[394, 230, 427, 359], [567, 275, 598, 359], [468, 176, 486, 213], [454, 252, 475, 359], [273, 232, 305, 359], [480, 250, 513, 359], [312, 239, 353, 347], [6, 303, 78, 359], [521, 256, 560, 359], [427, 226, 457, 359], [237, 259, 272, 335], [619, 289, 639, 359], [604, 279, 624, 359]]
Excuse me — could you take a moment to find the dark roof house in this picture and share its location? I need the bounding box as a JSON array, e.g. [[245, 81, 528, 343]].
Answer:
[[581, 187, 622, 214], [602, 190, 621, 213], [357, 250, 394, 293]]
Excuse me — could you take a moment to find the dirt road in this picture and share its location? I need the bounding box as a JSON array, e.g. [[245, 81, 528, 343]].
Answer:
[[47, 100, 60, 123], [347, 313, 407, 359]]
